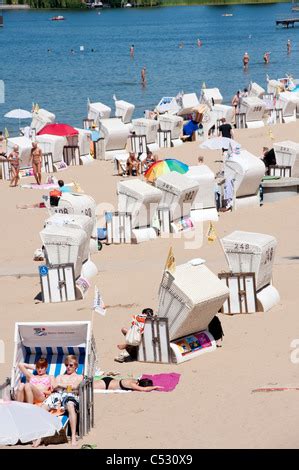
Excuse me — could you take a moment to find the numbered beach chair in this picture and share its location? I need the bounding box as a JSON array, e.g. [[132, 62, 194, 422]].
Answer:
[[6, 321, 96, 443]]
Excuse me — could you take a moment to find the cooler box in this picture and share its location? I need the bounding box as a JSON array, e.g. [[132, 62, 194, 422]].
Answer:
[[221, 231, 277, 291], [158, 263, 229, 341], [117, 179, 162, 228], [156, 172, 199, 221]]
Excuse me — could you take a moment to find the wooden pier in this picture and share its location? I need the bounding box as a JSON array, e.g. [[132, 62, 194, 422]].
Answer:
[[276, 17, 299, 28]]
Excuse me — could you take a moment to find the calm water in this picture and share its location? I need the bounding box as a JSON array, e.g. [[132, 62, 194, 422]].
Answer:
[[1, 3, 299, 131]]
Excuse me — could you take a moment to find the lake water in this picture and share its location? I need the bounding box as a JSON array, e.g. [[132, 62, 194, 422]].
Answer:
[[1, 3, 299, 131]]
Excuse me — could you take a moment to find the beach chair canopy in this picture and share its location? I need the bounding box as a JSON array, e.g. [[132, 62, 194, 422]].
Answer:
[[11, 321, 94, 391]]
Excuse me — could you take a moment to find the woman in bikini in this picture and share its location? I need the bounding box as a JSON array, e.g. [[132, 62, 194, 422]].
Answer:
[[7, 144, 20, 187], [94, 377, 162, 392], [16, 357, 54, 405], [29, 142, 43, 185]]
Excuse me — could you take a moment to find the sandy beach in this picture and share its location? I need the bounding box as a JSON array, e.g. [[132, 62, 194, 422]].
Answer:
[[0, 120, 299, 449]]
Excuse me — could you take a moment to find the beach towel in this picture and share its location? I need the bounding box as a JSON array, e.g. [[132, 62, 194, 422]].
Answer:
[[140, 373, 181, 392], [21, 183, 74, 190]]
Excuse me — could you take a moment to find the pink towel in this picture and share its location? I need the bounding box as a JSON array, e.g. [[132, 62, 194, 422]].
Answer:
[[141, 373, 181, 392]]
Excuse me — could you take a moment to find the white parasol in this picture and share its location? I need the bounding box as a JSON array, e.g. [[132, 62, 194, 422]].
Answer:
[[0, 400, 62, 445]]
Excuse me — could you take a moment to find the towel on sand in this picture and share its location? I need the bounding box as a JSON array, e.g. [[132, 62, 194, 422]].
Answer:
[[141, 373, 181, 392]]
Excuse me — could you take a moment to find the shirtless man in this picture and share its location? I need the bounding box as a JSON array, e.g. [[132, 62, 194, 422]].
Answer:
[[29, 142, 43, 185], [243, 52, 249, 69], [141, 66, 146, 86], [34, 355, 83, 447]]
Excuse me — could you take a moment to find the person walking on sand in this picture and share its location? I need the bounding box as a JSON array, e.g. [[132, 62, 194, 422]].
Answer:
[[7, 144, 20, 187], [141, 66, 146, 86], [287, 39, 291, 54], [243, 52, 249, 69], [29, 142, 43, 185]]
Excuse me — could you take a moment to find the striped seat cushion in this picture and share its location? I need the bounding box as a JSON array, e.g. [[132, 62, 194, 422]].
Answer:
[[20, 346, 85, 382]]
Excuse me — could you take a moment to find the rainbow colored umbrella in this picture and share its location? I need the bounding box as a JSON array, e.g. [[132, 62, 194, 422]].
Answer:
[[144, 159, 189, 182]]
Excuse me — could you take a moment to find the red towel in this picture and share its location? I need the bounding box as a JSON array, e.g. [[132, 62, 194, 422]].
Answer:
[[141, 373, 181, 392]]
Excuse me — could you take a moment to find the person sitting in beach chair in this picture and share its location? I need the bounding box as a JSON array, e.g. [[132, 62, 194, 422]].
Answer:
[[16, 357, 54, 405], [126, 152, 140, 176], [34, 354, 83, 447], [8, 321, 95, 447], [94, 377, 161, 392], [115, 308, 154, 363], [141, 149, 157, 173]]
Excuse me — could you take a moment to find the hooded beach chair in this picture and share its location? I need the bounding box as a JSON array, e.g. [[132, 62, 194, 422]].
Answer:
[[6, 321, 96, 442]]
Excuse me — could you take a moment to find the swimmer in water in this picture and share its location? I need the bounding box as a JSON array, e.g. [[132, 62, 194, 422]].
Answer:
[[179, 42, 184, 48], [141, 66, 146, 86], [287, 39, 291, 54], [197, 38, 202, 47], [263, 51, 270, 64], [243, 52, 249, 69], [130, 44, 134, 57]]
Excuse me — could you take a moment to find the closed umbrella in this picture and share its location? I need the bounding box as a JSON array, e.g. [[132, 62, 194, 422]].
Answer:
[[0, 400, 62, 445], [37, 123, 79, 137]]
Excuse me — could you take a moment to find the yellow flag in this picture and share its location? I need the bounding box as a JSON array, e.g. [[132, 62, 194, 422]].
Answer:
[[34, 103, 40, 113], [164, 246, 176, 275], [207, 222, 217, 243], [4, 127, 9, 139], [268, 128, 274, 141]]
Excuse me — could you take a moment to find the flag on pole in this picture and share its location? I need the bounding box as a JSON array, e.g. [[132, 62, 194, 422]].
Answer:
[[207, 221, 217, 243], [34, 103, 40, 113], [93, 286, 106, 316], [202, 81, 206, 89], [164, 246, 176, 275], [268, 128, 274, 141], [4, 128, 9, 139]]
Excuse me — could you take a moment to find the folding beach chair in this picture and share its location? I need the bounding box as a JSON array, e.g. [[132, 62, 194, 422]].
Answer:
[[5, 321, 96, 443]]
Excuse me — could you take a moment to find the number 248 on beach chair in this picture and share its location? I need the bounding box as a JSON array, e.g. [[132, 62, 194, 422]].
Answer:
[[5, 321, 96, 443]]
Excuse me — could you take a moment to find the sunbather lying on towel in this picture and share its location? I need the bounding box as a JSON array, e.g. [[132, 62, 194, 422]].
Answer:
[[94, 377, 162, 392]]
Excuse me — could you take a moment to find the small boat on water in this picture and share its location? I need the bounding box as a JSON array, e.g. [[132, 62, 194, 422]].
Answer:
[[51, 16, 65, 21], [222, 13, 233, 17]]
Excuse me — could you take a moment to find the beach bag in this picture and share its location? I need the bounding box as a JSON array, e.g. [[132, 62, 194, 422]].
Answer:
[[125, 321, 142, 346]]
